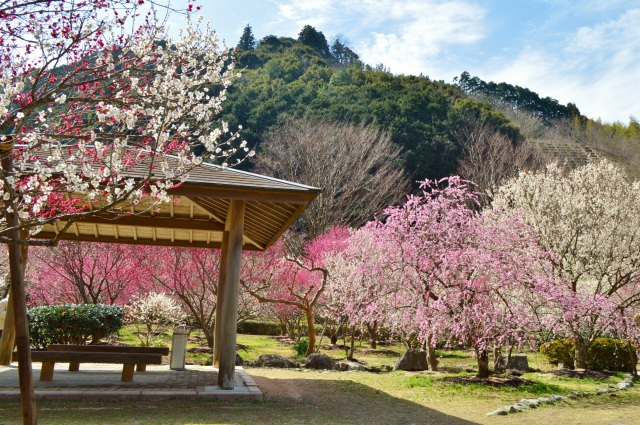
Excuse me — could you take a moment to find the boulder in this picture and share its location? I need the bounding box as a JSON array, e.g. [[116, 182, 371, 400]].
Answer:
[[394, 349, 428, 371], [617, 382, 633, 390], [494, 353, 529, 373], [255, 354, 294, 368], [305, 353, 335, 370], [236, 353, 245, 366], [334, 360, 366, 372], [486, 408, 508, 416]]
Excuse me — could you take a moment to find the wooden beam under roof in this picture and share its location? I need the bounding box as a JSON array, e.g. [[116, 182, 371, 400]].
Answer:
[[75, 214, 225, 232]]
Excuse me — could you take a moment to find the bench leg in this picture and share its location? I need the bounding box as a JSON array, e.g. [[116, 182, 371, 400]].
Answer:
[[69, 362, 80, 372], [121, 363, 135, 382], [40, 362, 55, 381], [136, 364, 146, 372]]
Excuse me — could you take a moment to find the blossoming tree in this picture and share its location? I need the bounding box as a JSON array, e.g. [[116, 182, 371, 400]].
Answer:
[[333, 178, 560, 377], [241, 228, 349, 355], [138, 245, 259, 349], [0, 1, 245, 422], [29, 242, 148, 306], [494, 160, 640, 368]]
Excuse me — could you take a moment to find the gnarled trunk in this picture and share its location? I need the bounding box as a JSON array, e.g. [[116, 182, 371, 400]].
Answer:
[[574, 334, 588, 369], [366, 321, 378, 349], [475, 347, 491, 378], [304, 307, 316, 356], [426, 336, 438, 371]]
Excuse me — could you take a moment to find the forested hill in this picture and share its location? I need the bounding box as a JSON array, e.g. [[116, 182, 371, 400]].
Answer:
[[222, 25, 637, 182]]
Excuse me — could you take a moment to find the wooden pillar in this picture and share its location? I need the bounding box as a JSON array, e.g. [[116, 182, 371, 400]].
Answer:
[[212, 230, 229, 367], [0, 233, 26, 366], [2, 148, 36, 425], [217, 200, 245, 390], [0, 277, 16, 365]]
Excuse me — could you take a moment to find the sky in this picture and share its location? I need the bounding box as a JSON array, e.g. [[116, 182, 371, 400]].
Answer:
[[170, 1, 640, 124]]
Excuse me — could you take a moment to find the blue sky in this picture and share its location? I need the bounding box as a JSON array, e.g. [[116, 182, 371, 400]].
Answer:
[[173, 1, 640, 123]]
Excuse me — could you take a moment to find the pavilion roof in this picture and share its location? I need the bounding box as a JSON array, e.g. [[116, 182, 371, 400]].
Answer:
[[35, 159, 320, 251]]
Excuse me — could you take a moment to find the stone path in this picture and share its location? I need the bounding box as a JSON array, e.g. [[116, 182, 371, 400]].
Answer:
[[0, 363, 262, 401]]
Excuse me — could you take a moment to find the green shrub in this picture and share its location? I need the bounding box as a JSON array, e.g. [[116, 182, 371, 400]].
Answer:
[[293, 338, 308, 357], [540, 337, 637, 372], [237, 319, 281, 336], [587, 338, 637, 372], [540, 338, 575, 369], [28, 304, 123, 349]]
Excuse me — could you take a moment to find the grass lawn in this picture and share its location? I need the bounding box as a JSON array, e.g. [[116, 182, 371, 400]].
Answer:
[[1, 329, 637, 424]]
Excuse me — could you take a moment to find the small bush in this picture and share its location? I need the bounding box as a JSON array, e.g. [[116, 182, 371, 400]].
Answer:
[[28, 304, 123, 349], [587, 338, 637, 372], [237, 319, 281, 336], [126, 292, 186, 347], [293, 338, 308, 357], [540, 337, 637, 372], [540, 338, 575, 369]]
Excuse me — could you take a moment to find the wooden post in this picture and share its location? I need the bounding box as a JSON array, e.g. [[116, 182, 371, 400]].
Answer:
[[2, 148, 37, 425], [212, 230, 229, 367], [217, 200, 244, 390], [0, 282, 16, 365]]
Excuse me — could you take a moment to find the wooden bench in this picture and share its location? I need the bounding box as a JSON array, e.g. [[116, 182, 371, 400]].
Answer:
[[14, 345, 168, 382], [47, 344, 169, 372]]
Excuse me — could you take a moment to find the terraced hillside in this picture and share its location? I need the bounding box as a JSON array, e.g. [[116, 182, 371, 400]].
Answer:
[[534, 139, 602, 168]]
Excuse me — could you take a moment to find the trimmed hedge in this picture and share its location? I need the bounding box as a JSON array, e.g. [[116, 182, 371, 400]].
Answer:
[[236, 319, 281, 336], [540, 338, 575, 368], [540, 337, 637, 372], [587, 338, 637, 372], [28, 304, 123, 349]]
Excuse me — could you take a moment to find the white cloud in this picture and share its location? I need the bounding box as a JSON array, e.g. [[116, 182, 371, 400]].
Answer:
[[273, 0, 487, 75], [487, 9, 640, 122], [357, 1, 486, 75]]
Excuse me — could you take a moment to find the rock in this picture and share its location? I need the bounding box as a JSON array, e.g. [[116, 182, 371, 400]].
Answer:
[[494, 353, 529, 374], [394, 349, 428, 371], [568, 391, 580, 399], [255, 354, 294, 368], [596, 388, 610, 395], [537, 397, 551, 404], [506, 405, 518, 413], [235, 353, 244, 366], [486, 408, 508, 416], [512, 402, 528, 411], [305, 353, 335, 370], [617, 382, 633, 390], [335, 360, 366, 371], [520, 398, 540, 409]]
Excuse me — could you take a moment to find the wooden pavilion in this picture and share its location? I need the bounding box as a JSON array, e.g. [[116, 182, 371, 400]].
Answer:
[[7, 158, 320, 389]]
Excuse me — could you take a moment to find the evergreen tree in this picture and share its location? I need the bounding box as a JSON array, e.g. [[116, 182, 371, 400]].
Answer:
[[298, 25, 330, 58], [331, 39, 359, 65], [237, 24, 256, 51]]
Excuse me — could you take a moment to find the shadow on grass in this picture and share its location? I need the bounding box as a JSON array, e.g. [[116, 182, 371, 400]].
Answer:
[[0, 377, 480, 425], [249, 376, 480, 425]]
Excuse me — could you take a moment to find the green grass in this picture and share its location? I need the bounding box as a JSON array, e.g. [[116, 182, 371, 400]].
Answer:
[[3, 330, 639, 424]]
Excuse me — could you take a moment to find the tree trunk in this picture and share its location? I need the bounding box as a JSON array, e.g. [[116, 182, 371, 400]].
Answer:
[[0, 286, 16, 365], [627, 340, 637, 377], [574, 334, 588, 369], [329, 325, 339, 345], [347, 325, 356, 361], [426, 337, 439, 371], [366, 321, 378, 349], [304, 307, 316, 356], [475, 347, 491, 378], [493, 345, 502, 361], [2, 148, 37, 425]]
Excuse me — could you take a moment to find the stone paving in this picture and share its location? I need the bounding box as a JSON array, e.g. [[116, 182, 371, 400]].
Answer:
[[0, 363, 262, 401]]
